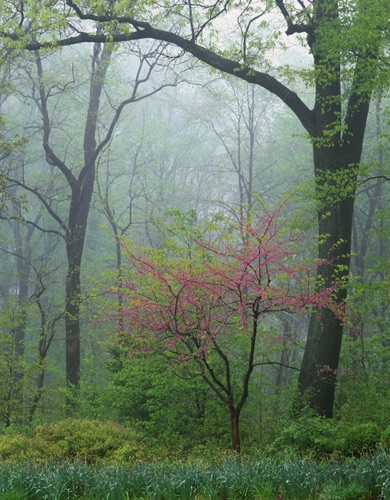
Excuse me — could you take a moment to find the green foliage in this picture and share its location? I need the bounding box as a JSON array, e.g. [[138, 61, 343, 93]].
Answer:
[[381, 425, 390, 446], [0, 302, 33, 428], [335, 337, 390, 429], [0, 492, 27, 500], [0, 434, 30, 461], [0, 419, 149, 464], [268, 415, 386, 459], [268, 415, 341, 458], [32, 419, 149, 464], [320, 481, 376, 500], [0, 0, 388, 464], [103, 354, 229, 453], [0, 452, 387, 499], [343, 423, 382, 456], [335, 378, 390, 430]]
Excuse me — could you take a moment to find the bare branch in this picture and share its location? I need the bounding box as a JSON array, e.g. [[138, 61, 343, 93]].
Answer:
[[357, 175, 390, 186], [5, 177, 67, 235]]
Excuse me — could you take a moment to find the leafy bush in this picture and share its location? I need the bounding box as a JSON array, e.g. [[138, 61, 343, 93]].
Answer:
[[26, 419, 149, 463], [335, 373, 390, 430], [104, 354, 229, 452], [0, 434, 30, 461], [381, 425, 390, 446], [268, 415, 342, 458], [343, 423, 382, 456], [268, 416, 386, 458]]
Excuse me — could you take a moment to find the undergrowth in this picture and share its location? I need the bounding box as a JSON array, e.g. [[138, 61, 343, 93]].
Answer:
[[0, 451, 388, 499]]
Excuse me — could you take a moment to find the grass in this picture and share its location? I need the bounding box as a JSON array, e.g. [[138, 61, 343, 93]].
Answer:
[[0, 451, 388, 499]]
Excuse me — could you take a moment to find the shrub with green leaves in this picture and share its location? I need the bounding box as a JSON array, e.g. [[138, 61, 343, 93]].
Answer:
[[104, 353, 229, 452], [268, 416, 386, 458], [32, 419, 150, 463], [0, 434, 31, 461], [268, 415, 342, 458], [381, 425, 390, 446], [343, 423, 382, 456]]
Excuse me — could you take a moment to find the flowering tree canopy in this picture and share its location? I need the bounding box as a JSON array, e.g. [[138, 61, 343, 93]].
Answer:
[[118, 206, 341, 452]]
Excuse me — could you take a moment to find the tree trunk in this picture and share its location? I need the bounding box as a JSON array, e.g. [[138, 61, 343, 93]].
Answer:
[[298, 106, 373, 416], [298, 95, 372, 416], [65, 233, 84, 391], [229, 407, 241, 453], [65, 165, 98, 391], [295, 0, 377, 417], [65, 44, 111, 395], [298, 144, 355, 416]]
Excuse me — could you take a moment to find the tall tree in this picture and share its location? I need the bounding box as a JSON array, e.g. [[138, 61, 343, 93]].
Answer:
[[1, 0, 388, 416], [27, 43, 112, 395], [5, 40, 176, 398]]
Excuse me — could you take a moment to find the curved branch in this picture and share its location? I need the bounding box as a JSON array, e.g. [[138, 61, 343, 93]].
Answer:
[[196, 356, 229, 405], [19, 22, 315, 135], [34, 51, 77, 188], [358, 175, 390, 185], [5, 177, 67, 235]]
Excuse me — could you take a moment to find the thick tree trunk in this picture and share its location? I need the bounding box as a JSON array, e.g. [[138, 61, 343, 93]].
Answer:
[[296, 0, 376, 417], [298, 103, 372, 417], [298, 92, 372, 415], [64, 154, 98, 394], [298, 128, 355, 415], [65, 164, 97, 391]]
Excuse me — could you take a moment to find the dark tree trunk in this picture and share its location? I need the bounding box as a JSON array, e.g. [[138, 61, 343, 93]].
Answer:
[[65, 233, 84, 390], [65, 45, 111, 394], [229, 406, 241, 453], [298, 143, 354, 416], [297, 0, 375, 416]]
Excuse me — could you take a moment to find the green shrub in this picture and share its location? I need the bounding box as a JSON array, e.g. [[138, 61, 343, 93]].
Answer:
[[109, 442, 149, 463], [30, 419, 149, 463], [0, 434, 30, 461], [343, 423, 381, 456], [381, 425, 390, 446], [104, 354, 229, 452], [268, 416, 342, 458]]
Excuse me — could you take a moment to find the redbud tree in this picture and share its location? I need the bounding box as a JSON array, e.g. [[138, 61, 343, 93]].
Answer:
[[118, 206, 340, 453]]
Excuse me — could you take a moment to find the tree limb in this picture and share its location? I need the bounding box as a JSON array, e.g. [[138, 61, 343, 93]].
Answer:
[[14, 16, 315, 135]]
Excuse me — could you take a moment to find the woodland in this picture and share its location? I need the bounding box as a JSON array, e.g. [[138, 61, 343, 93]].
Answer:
[[0, 1, 389, 495]]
